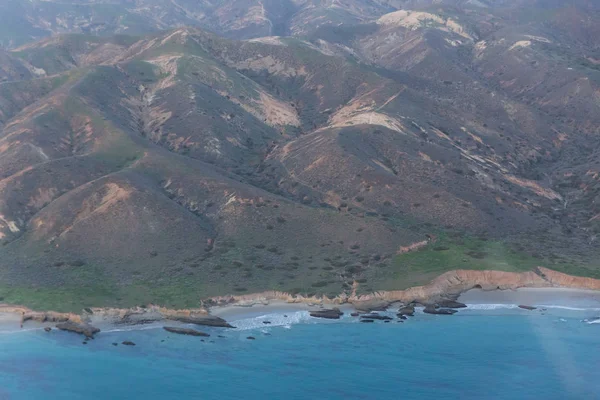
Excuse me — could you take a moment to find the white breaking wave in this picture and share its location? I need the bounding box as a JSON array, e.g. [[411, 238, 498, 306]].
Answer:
[[584, 318, 600, 325], [466, 304, 519, 310], [537, 305, 600, 311], [102, 323, 166, 333], [466, 304, 600, 311], [229, 311, 316, 331]]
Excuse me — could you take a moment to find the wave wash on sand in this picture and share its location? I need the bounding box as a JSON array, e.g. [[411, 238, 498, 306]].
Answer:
[[1, 266, 600, 333]]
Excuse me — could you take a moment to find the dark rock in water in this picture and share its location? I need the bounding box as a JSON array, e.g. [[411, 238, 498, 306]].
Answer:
[[436, 300, 467, 309], [82, 341, 87, 345], [309, 308, 343, 319], [397, 306, 415, 316], [166, 314, 234, 328], [384, 320, 391, 323], [518, 305, 537, 311], [360, 314, 392, 321], [112, 343, 118, 346], [44, 327, 52, 332], [423, 306, 457, 315], [360, 319, 375, 323], [122, 341, 136, 346], [284, 315, 288, 318], [218, 335, 226, 338], [398, 315, 407, 320], [247, 336, 256, 340], [163, 327, 210, 337], [350, 312, 360, 317], [56, 321, 100, 338], [262, 321, 272, 324], [353, 300, 390, 313]]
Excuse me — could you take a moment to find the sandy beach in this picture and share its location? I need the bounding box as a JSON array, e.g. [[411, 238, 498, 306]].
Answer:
[[210, 287, 600, 323], [3, 266, 600, 333], [459, 287, 600, 309], [210, 301, 355, 321]]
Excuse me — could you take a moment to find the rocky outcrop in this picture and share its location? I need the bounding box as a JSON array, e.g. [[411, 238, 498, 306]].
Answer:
[[423, 306, 457, 315], [163, 327, 210, 337], [122, 341, 136, 346], [56, 321, 100, 338], [397, 306, 415, 316], [309, 308, 343, 319], [518, 305, 537, 310], [165, 314, 234, 328], [352, 299, 391, 313], [359, 314, 392, 321], [435, 300, 467, 308]]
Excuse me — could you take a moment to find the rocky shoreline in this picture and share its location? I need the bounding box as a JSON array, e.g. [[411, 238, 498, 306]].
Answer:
[[1, 267, 600, 335]]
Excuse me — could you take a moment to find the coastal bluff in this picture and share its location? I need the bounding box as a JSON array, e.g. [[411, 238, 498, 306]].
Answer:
[[1, 267, 600, 325], [205, 267, 600, 310]]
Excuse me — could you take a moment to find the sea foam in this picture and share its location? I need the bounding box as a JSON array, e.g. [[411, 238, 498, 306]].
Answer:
[[228, 311, 315, 331]]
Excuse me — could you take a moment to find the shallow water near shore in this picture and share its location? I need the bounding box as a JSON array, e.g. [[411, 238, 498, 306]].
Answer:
[[1, 301, 600, 399]]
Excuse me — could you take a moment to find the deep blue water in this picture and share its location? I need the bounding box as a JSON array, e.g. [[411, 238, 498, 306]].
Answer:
[[0, 307, 599, 400]]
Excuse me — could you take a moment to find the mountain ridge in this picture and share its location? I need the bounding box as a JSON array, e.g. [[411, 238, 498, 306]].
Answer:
[[0, 1, 600, 310]]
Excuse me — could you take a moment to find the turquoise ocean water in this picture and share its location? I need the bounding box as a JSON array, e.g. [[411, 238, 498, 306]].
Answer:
[[0, 306, 599, 400]]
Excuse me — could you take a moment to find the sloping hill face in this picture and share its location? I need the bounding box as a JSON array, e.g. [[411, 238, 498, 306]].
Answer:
[[0, 29, 432, 309], [0, 0, 600, 311], [0, 0, 389, 48]]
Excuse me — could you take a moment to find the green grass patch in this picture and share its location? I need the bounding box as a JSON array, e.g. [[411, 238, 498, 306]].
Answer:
[[367, 235, 545, 292]]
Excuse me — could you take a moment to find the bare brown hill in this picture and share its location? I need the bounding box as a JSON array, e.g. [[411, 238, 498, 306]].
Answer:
[[0, 1, 600, 311]]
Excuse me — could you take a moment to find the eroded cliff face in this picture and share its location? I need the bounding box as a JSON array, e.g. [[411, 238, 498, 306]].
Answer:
[[205, 267, 600, 309], [536, 267, 600, 290], [0, 306, 83, 324], [3, 267, 600, 324]]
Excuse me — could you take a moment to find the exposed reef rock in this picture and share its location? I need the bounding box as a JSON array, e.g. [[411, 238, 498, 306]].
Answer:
[[518, 305, 537, 311], [309, 308, 343, 319], [423, 306, 457, 315], [165, 314, 234, 328], [436, 300, 467, 309], [352, 300, 391, 313], [56, 321, 100, 338], [163, 327, 210, 337], [359, 314, 393, 321], [397, 306, 415, 316]]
